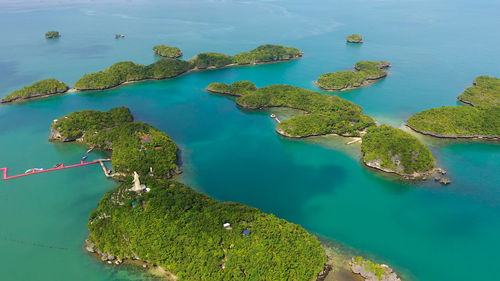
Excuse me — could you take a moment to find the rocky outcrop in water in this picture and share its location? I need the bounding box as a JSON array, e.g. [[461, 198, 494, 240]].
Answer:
[[350, 257, 401, 281]]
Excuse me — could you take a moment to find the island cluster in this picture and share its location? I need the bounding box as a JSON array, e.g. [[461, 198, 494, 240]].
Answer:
[[50, 107, 327, 281], [1, 44, 302, 103]]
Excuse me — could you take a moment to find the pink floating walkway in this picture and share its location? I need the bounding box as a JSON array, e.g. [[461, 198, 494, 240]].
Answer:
[[1, 160, 101, 180]]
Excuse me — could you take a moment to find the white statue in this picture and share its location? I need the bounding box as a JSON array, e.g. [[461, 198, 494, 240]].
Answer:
[[130, 171, 146, 192]]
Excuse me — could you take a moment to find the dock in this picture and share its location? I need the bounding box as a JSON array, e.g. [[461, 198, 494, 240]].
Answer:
[[270, 114, 281, 123], [1, 159, 111, 180]]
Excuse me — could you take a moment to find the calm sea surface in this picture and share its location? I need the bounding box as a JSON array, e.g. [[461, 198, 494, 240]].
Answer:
[[1, 1, 499, 280]]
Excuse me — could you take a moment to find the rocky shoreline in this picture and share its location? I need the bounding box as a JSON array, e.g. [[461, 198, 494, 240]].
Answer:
[[1, 88, 69, 104], [86, 238, 337, 281], [363, 158, 447, 180], [315, 76, 386, 91], [350, 257, 401, 281], [406, 124, 500, 140]]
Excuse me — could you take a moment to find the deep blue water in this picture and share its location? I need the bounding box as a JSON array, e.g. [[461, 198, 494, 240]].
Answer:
[[1, 1, 499, 280]]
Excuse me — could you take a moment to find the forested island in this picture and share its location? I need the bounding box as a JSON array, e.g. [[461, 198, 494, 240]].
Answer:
[[1, 79, 69, 104], [346, 34, 363, 43], [457, 75, 500, 107], [153, 45, 183, 58], [316, 61, 390, 91], [50, 107, 327, 281], [207, 81, 375, 137], [74, 44, 302, 91], [407, 76, 500, 139], [361, 125, 442, 179], [45, 31, 60, 39]]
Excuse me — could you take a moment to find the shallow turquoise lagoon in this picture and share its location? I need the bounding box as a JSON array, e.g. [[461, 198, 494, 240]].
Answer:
[[1, 1, 499, 280]]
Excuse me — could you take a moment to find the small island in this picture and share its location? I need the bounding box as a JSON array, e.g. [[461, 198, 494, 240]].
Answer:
[[1, 79, 69, 104], [346, 34, 363, 43], [74, 59, 193, 90], [361, 125, 443, 179], [457, 75, 500, 107], [207, 81, 375, 138], [350, 256, 401, 281], [407, 76, 500, 139], [153, 45, 183, 58], [51, 107, 327, 281], [316, 61, 391, 91], [45, 31, 60, 39]]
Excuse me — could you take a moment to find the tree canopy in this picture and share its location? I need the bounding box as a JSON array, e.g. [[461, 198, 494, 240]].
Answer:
[[361, 125, 435, 175], [207, 81, 375, 137], [1, 79, 68, 103], [153, 45, 183, 58], [316, 61, 390, 91]]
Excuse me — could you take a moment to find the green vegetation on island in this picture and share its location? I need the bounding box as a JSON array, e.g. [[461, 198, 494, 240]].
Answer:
[[361, 125, 436, 177], [153, 45, 183, 58], [351, 256, 401, 281], [316, 61, 390, 91], [206, 81, 257, 96], [74, 59, 193, 90], [88, 179, 326, 281], [50, 107, 327, 280], [457, 75, 500, 107], [407, 76, 500, 139], [73, 44, 302, 91], [50, 107, 179, 178], [45, 31, 60, 39], [190, 52, 234, 69], [232, 44, 303, 64], [407, 106, 500, 138], [346, 34, 363, 43], [207, 81, 375, 137], [1, 79, 69, 104]]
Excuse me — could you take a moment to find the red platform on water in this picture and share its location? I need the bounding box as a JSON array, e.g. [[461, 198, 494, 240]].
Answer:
[[1, 160, 100, 180]]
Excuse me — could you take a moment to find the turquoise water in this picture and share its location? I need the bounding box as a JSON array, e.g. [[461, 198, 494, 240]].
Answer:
[[1, 1, 500, 280]]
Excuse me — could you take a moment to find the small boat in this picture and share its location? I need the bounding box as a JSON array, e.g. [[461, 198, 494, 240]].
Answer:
[[54, 163, 63, 168], [81, 155, 88, 161], [86, 147, 94, 153], [270, 114, 276, 118], [25, 168, 44, 173]]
